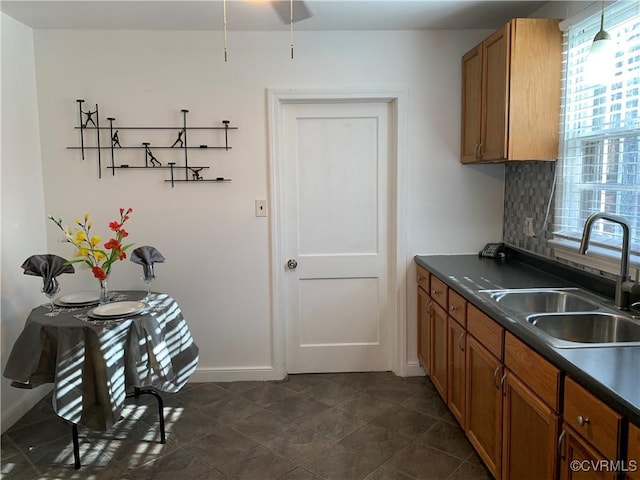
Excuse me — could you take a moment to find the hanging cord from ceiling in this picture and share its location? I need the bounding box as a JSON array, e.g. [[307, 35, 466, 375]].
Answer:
[[290, 0, 294, 59], [222, 0, 229, 62]]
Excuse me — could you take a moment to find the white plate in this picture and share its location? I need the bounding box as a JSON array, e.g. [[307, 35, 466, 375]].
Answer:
[[89, 301, 146, 318], [57, 291, 100, 305]]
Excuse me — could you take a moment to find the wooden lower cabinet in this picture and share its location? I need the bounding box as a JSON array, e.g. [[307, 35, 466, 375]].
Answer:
[[417, 286, 430, 374], [430, 301, 448, 400], [628, 423, 640, 480], [447, 317, 466, 427], [415, 263, 635, 480], [502, 371, 559, 480], [560, 424, 618, 480], [466, 334, 503, 478]]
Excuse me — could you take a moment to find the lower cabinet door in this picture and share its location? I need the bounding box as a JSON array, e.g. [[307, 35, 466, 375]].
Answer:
[[502, 371, 559, 480], [417, 287, 430, 374], [447, 317, 466, 427], [430, 301, 448, 401], [560, 425, 618, 480], [466, 334, 503, 478]]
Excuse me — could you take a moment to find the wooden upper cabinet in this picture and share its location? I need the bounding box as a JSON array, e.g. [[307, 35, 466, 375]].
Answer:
[[461, 18, 562, 163], [461, 44, 483, 163], [481, 22, 510, 162]]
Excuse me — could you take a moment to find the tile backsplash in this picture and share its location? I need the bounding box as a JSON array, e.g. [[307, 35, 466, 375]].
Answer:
[[503, 161, 556, 257]]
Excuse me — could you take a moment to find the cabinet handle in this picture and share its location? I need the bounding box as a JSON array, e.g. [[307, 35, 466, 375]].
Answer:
[[493, 366, 502, 389], [458, 332, 464, 351], [557, 430, 566, 457], [417, 275, 423, 282], [433, 289, 441, 295], [577, 415, 590, 427], [474, 143, 480, 158], [500, 372, 507, 392], [449, 305, 457, 312], [477, 142, 483, 159]]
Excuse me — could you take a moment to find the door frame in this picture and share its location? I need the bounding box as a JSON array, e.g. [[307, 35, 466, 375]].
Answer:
[[267, 88, 408, 379]]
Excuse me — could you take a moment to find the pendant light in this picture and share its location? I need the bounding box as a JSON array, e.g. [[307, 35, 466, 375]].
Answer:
[[586, 0, 615, 85]]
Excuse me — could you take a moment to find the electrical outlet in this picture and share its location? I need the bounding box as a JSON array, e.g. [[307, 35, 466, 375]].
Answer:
[[255, 200, 267, 217], [524, 217, 535, 237]]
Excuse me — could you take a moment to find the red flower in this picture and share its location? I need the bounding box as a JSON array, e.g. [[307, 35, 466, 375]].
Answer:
[[109, 221, 122, 231], [119, 251, 127, 261], [104, 238, 121, 251], [92, 266, 107, 280], [119, 229, 129, 238]]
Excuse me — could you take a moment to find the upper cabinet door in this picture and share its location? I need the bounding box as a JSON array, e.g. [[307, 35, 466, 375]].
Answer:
[[481, 23, 510, 162], [460, 18, 562, 163], [461, 45, 483, 163]]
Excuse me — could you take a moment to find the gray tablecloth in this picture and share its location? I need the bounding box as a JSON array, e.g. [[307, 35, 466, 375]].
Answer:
[[3, 291, 199, 431]]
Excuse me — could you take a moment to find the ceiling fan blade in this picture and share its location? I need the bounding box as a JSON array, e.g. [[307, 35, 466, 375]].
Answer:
[[271, 1, 313, 24]]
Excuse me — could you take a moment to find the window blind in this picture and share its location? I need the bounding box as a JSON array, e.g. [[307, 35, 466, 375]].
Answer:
[[555, 1, 640, 254]]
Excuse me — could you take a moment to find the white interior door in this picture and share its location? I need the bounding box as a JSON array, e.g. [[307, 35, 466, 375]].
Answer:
[[282, 101, 392, 373]]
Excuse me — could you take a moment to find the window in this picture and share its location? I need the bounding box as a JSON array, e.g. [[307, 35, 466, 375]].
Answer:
[[554, 2, 640, 267]]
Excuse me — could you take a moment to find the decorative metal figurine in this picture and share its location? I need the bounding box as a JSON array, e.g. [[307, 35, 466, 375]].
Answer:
[[67, 100, 237, 186]]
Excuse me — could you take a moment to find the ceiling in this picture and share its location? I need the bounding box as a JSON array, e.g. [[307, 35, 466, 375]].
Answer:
[[1, 0, 550, 31]]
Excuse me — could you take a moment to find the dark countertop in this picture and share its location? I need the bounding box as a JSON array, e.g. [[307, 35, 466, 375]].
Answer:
[[414, 252, 640, 426]]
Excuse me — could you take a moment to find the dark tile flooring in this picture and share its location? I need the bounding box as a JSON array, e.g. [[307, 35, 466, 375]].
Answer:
[[1, 372, 492, 480]]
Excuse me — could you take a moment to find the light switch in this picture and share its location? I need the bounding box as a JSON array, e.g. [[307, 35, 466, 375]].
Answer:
[[255, 200, 267, 217]]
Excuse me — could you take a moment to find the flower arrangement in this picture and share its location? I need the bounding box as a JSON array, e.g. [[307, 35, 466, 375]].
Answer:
[[49, 207, 134, 282]]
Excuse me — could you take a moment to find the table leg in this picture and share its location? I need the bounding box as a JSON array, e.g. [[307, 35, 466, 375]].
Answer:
[[72, 423, 80, 469], [126, 387, 166, 444]]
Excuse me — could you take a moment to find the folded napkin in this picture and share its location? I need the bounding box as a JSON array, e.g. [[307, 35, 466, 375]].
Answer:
[[130, 246, 165, 280], [21, 254, 75, 295]]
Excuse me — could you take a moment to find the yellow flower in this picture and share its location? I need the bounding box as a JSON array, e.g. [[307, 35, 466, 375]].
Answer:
[[75, 231, 86, 242], [94, 251, 106, 261], [77, 247, 88, 257], [84, 213, 90, 220], [90, 235, 101, 246], [88, 221, 93, 228]]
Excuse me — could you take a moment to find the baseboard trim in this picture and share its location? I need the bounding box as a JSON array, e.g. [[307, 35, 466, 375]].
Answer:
[[1, 386, 52, 434], [188, 366, 285, 383], [404, 361, 426, 377]]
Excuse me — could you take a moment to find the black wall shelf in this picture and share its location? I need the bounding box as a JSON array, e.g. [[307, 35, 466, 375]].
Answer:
[[68, 99, 237, 187]]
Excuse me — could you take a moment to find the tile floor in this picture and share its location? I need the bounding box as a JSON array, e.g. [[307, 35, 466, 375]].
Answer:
[[1, 372, 492, 480]]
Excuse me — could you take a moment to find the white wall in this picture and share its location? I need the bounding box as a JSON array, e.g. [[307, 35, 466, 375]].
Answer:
[[1, 26, 505, 426], [1, 13, 53, 432]]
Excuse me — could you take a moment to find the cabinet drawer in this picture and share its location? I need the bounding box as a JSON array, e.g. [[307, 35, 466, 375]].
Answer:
[[430, 276, 448, 309], [448, 289, 467, 327], [416, 265, 430, 293], [564, 376, 622, 460], [630, 422, 640, 479], [504, 333, 560, 411], [467, 304, 503, 359]]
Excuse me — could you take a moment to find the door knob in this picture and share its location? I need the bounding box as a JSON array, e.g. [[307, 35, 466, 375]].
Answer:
[[287, 259, 298, 270]]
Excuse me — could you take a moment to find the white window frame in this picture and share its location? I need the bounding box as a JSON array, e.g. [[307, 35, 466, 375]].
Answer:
[[552, 1, 640, 278]]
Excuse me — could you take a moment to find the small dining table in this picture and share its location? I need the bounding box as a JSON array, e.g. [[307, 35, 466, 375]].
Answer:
[[3, 290, 199, 433]]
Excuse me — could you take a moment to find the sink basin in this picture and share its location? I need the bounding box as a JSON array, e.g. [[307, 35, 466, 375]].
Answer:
[[485, 289, 600, 313], [527, 312, 640, 346]]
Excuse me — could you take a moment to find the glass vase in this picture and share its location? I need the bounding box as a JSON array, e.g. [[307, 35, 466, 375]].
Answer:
[[99, 276, 110, 304]]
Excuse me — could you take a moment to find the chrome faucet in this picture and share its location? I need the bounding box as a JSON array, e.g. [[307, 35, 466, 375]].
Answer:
[[579, 212, 634, 310]]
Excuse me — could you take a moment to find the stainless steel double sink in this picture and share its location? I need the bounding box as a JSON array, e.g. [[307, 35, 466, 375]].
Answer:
[[480, 288, 640, 348]]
